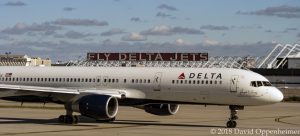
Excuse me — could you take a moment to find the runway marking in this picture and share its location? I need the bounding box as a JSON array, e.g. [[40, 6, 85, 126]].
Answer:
[[180, 114, 300, 129], [0, 124, 145, 136], [275, 115, 300, 126]]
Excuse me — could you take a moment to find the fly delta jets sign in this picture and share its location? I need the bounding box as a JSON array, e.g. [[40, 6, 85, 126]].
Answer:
[[87, 53, 208, 61]]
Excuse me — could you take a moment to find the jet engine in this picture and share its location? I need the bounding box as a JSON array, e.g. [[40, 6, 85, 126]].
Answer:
[[144, 104, 179, 116], [70, 95, 118, 120]]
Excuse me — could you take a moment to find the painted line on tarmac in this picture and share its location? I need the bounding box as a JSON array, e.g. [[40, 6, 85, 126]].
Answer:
[[275, 115, 300, 126], [0, 124, 146, 136]]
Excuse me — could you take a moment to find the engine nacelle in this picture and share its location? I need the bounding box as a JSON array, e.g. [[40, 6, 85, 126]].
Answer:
[[144, 104, 179, 116], [71, 95, 118, 120]]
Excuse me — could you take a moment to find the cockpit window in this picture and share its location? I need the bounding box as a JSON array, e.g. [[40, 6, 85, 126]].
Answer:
[[257, 81, 263, 87], [251, 81, 272, 87], [263, 81, 272, 86], [251, 81, 257, 87]]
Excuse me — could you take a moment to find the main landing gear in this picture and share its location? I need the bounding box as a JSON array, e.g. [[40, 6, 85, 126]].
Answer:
[[226, 105, 244, 128], [58, 110, 79, 124]]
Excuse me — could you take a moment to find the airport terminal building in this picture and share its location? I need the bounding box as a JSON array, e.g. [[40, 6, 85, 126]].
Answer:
[[0, 54, 51, 66]]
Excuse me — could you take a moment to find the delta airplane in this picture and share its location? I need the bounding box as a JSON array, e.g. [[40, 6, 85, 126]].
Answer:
[[0, 66, 283, 128]]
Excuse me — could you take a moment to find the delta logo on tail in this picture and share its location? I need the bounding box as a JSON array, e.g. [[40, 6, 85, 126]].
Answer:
[[178, 73, 185, 79]]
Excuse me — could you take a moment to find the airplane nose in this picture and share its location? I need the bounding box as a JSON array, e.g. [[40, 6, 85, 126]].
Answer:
[[270, 88, 284, 103]]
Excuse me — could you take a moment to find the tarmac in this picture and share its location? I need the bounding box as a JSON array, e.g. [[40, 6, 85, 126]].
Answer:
[[0, 100, 299, 136]]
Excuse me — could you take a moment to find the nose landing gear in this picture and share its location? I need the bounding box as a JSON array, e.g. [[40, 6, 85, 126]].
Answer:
[[226, 105, 244, 128]]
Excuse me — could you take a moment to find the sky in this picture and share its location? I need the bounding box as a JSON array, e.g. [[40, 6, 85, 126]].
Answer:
[[0, 0, 299, 62]]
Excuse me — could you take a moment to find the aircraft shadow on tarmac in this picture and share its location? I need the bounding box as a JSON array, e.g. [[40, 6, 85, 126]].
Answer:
[[0, 116, 224, 128], [111, 120, 225, 128]]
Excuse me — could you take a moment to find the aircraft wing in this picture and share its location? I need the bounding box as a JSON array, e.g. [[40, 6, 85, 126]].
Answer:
[[0, 84, 79, 95], [0, 84, 145, 99]]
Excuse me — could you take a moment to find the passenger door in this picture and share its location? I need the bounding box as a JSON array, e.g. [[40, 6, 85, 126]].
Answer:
[[153, 72, 162, 91], [230, 75, 239, 93]]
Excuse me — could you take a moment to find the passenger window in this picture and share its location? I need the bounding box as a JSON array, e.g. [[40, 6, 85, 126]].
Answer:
[[257, 81, 263, 87], [132, 79, 134, 83], [188, 80, 191, 84]]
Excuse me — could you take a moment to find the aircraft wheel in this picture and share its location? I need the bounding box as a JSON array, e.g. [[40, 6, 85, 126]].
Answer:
[[65, 115, 74, 124], [226, 121, 237, 128], [58, 115, 65, 123], [73, 115, 79, 124]]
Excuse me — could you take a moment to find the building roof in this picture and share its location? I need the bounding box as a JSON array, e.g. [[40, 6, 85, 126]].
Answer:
[[0, 54, 28, 58], [287, 52, 300, 58]]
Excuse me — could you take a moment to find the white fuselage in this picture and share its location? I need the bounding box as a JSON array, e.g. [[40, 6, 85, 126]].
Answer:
[[0, 66, 283, 106]]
